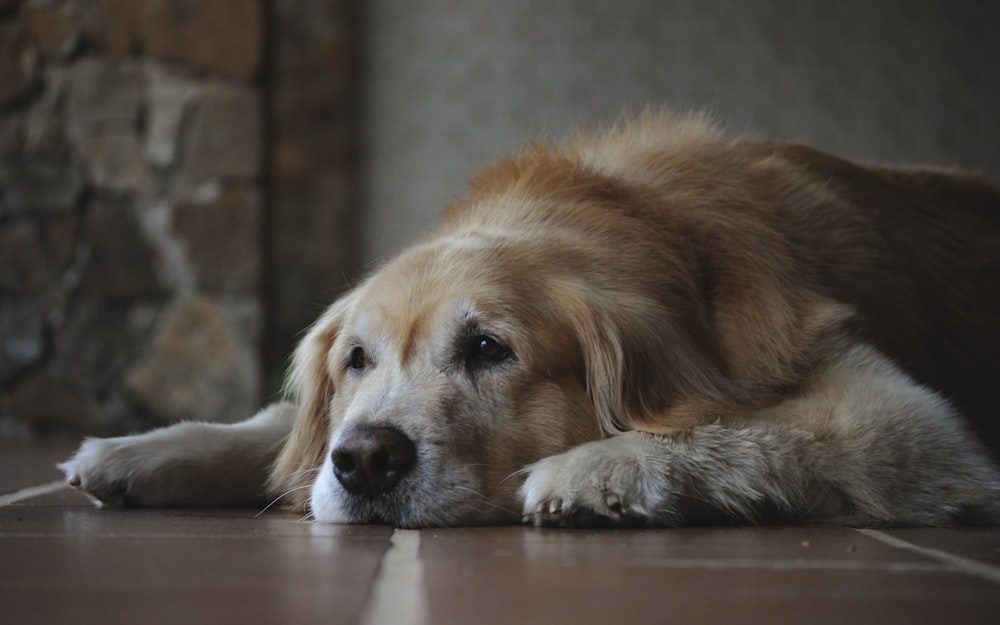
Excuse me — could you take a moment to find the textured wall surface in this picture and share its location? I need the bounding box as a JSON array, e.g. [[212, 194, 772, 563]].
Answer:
[[361, 0, 1000, 261], [2, 0, 997, 438], [0, 0, 266, 437], [0, 0, 361, 438]]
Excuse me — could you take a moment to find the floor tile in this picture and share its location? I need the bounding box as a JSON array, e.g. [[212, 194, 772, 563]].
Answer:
[[417, 527, 1000, 625], [420, 525, 929, 564], [4, 443, 1000, 625], [0, 505, 393, 625], [883, 527, 1000, 566]]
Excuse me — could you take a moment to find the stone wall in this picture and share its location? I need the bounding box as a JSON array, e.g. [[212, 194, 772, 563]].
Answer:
[[0, 0, 275, 437]]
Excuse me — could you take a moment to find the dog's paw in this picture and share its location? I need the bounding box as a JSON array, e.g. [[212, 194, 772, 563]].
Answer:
[[520, 432, 675, 528], [59, 436, 174, 507]]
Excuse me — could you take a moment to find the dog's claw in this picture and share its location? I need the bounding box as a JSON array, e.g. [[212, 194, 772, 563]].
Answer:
[[605, 492, 622, 512]]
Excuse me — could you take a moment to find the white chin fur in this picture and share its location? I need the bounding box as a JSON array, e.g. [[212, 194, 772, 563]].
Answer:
[[308, 462, 351, 523]]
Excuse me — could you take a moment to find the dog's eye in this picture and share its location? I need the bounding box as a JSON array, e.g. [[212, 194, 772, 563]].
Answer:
[[347, 346, 367, 371], [464, 335, 511, 369]]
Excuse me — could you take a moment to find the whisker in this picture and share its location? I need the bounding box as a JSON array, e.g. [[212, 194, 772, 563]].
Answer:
[[287, 466, 321, 481], [451, 485, 520, 516], [500, 466, 531, 485], [257, 466, 322, 517], [255, 483, 313, 518]]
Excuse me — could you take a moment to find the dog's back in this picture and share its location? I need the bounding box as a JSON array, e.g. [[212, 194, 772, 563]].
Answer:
[[460, 120, 1000, 449], [756, 142, 1000, 449]]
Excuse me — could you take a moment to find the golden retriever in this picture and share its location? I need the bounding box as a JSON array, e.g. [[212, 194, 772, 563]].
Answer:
[[61, 113, 1000, 528]]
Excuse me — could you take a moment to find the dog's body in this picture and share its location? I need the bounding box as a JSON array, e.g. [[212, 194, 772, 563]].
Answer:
[[61, 114, 1000, 528]]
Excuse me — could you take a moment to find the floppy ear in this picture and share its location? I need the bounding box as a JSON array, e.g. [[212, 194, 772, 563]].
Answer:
[[711, 285, 854, 399], [267, 289, 361, 510], [554, 289, 630, 435], [642, 287, 854, 433], [553, 281, 728, 436], [560, 275, 853, 436]]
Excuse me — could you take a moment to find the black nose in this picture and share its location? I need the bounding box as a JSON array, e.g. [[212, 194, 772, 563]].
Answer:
[[331, 426, 416, 498]]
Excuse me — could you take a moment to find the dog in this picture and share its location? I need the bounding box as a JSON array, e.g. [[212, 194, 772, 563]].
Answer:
[[60, 112, 1000, 528]]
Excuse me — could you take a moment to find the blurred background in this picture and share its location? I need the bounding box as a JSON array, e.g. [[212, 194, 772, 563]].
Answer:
[[1, 0, 998, 439]]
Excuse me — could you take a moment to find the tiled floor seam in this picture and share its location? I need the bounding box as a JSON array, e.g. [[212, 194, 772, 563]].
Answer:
[[599, 557, 949, 573], [359, 529, 429, 625], [856, 528, 1000, 585], [0, 480, 67, 507]]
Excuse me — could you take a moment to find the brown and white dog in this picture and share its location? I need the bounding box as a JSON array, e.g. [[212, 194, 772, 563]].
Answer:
[[61, 113, 1000, 528]]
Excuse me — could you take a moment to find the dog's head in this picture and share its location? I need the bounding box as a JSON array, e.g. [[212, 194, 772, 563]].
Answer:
[[273, 229, 611, 526], [268, 117, 852, 526]]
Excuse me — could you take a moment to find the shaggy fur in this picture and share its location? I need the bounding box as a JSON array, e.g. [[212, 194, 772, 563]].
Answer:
[[61, 113, 1000, 528]]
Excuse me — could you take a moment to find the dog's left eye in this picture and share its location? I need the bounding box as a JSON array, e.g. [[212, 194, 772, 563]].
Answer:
[[464, 335, 512, 369], [347, 346, 367, 371]]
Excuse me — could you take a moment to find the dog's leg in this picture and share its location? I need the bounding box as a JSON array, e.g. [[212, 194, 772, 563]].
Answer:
[[521, 344, 1000, 528], [59, 402, 297, 508]]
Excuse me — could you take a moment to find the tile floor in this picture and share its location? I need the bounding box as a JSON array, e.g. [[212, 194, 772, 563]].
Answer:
[[2, 442, 999, 625]]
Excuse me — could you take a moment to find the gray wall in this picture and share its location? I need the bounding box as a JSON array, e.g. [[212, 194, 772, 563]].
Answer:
[[361, 0, 1000, 262]]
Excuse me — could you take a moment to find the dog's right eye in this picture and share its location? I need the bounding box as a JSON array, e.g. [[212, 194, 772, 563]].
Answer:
[[463, 334, 513, 371], [347, 346, 367, 372]]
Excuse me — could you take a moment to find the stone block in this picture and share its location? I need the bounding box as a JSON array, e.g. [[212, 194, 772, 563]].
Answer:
[[0, 160, 83, 214], [23, 67, 72, 160], [82, 132, 153, 194], [136, 0, 261, 79], [0, 299, 46, 383], [52, 298, 156, 397], [144, 68, 197, 168], [0, 117, 22, 159], [126, 294, 261, 424], [8, 370, 100, 430], [66, 57, 143, 134], [0, 21, 39, 106], [23, 1, 80, 58], [0, 221, 51, 293], [182, 83, 261, 180], [78, 201, 166, 298], [175, 188, 261, 293], [93, 0, 139, 58], [42, 212, 78, 271]]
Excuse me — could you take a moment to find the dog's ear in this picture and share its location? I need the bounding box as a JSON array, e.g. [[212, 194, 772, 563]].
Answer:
[[560, 271, 852, 435], [267, 289, 361, 510], [695, 284, 854, 416], [553, 290, 629, 435], [639, 284, 853, 433], [554, 282, 726, 436]]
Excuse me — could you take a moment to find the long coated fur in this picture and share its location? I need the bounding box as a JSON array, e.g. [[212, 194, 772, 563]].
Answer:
[[62, 113, 1000, 528]]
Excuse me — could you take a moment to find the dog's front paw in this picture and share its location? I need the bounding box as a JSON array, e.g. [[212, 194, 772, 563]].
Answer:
[[59, 436, 175, 507], [520, 432, 675, 528]]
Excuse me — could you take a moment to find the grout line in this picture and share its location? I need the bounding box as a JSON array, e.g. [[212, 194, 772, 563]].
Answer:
[[360, 529, 429, 625], [0, 480, 69, 507], [856, 528, 1000, 585], [617, 557, 948, 574]]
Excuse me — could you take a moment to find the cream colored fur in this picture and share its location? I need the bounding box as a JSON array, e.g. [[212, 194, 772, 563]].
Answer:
[[61, 113, 1000, 528]]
